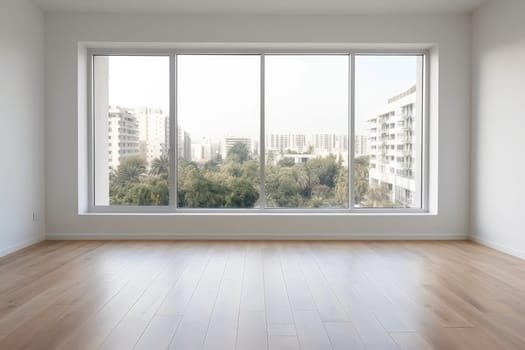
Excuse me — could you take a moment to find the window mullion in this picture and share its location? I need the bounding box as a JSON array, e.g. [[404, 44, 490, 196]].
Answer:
[[259, 54, 266, 210], [171, 53, 178, 211], [349, 53, 355, 211]]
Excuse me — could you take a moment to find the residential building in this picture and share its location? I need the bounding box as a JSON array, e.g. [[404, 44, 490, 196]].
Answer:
[[107, 106, 140, 171], [354, 135, 369, 156], [367, 86, 419, 207], [191, 138, 213, 163], [177, 126, 192, 161], [136, 107, 169, 165], [309, 133, 348, 155], [266, 134, 307, 154]]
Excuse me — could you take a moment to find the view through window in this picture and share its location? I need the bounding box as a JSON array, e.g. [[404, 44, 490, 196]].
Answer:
[[265, 55, 349, 208], [177, 55, 261, 208], [354, 55, 424, 209], [91, 52, 425, 211], [93, 55, 170, 207]]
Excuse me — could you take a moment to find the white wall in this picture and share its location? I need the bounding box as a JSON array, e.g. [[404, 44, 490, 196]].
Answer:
[[0, 0, 45, 256], [44, 13, 471, 239], [471, 0, 525, 258]]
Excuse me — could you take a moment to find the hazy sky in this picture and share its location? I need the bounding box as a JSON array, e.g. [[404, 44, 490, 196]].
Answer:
[[108, 54, 419, 142], [177, 55, 260, 141], [355, 55, 419, 133], [109, 56, 170, 112], [265, 55, 348, 136]]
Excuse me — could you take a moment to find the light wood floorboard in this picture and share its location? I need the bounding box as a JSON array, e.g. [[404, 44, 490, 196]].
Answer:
[[0, 240, 524, 349]]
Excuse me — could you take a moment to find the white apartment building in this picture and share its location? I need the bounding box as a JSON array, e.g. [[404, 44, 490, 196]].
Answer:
[[191, 143, 211, 163], [108, 106, 140, 171], [354, 135, 369, 157], [266, 133, 348, 156], [367, 86, 421, 207], [177, 126, 192, 161], [310, 133, 334, 153], [136, 107, 168, 166], [309, 133, 348, 155], [266, 134, 307, 154], [191, 138, 213, 163]]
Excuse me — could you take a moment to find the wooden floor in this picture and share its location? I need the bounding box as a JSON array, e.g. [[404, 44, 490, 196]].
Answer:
[[1, 241, 525, 350]]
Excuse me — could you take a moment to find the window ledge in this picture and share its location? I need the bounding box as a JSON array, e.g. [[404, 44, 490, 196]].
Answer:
[[79, 211, 436, 217]]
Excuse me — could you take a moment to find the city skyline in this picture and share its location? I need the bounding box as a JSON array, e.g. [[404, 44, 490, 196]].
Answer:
[[104, 105, 355, 169]]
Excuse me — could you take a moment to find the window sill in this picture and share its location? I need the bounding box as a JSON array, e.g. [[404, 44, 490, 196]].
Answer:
[[79, 211, 436, 216]]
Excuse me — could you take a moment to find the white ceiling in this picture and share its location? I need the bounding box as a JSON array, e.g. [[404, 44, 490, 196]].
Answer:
[[32, 0, 488, 15]]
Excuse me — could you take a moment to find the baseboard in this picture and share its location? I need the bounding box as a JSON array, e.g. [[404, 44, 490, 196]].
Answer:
[[46, 232, 468, 241], [470, 236, 525, 260], [0, 236, 45, 258]]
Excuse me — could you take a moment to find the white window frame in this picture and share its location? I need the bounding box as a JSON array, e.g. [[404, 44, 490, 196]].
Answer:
[[86, 47, 430, 214]]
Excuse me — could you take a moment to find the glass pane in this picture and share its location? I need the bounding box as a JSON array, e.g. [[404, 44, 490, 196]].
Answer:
[[264, 55, 349, 209], [354, 55, 423, 209], [177, 55, 261, 208], [93, 55, 170, 206]]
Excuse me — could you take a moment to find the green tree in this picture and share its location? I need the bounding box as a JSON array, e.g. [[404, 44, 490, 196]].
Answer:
[[177, 161, 200, 207], [177, 157, 261, 208], [310, 184, 331, 208], [109, 151, 356, 209], [364, 183, 394, 208], [353, 156, 369, 204], [266, 150, 276, 164], [150, 155, 169, 176], [222, 161, 243, 178], [180, 173, 230, 208], [240, 160, 260, 184], [307, 156, 340, 188], [226, 178, 259, 207], [335, 166, 349, 207], [204, 160, 220, 171], [113, 156, 147, 185], [265, 165, 308, 207], [109, 156, 148, 205], [126, 176, 169, 206], [278, 157, 295, 167], [227, 142, 251, 164]]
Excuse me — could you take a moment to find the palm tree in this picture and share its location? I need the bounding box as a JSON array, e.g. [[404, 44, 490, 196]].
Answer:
[[114, 156, 147, 186], [150, 155, 169, 176]]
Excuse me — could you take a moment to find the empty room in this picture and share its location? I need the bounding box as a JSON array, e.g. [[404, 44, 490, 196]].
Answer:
[[1, 0, 524, 348]]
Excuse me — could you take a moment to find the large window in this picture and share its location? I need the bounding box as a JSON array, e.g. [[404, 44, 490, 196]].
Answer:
[[90, 51, 427, 212]]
